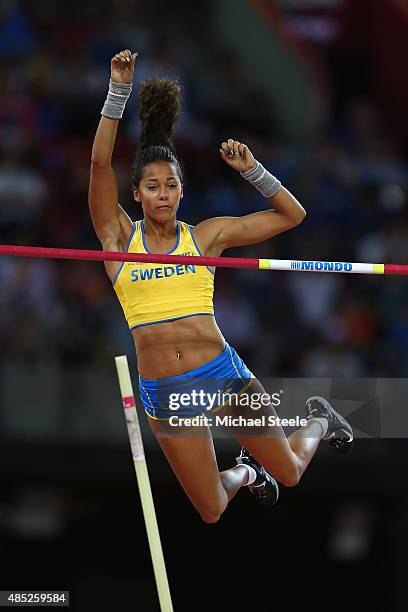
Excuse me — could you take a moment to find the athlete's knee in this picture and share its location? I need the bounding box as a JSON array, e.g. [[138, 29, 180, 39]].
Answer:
[[279, 464, 301, 488], [263, 455, 301, 488], [201, 510, 222, 524], [199, 495, 227, 524], [281, 473, 300, 488]]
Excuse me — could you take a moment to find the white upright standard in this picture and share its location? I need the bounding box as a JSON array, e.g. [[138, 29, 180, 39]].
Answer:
[[114, 355, 173, 612]]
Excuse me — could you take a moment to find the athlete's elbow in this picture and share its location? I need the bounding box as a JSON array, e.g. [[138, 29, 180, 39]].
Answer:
[[290, 208, 306, 227], [90, 157, 111, 169]]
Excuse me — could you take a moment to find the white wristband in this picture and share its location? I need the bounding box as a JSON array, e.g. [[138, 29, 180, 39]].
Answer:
[[241, 160, 282, 198], [101, 79, 133, 119]]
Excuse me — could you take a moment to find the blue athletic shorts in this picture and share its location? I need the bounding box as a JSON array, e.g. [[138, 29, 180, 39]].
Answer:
[[139, 343, 253, 420]]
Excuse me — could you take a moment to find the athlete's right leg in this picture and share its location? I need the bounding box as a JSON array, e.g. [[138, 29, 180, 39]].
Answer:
[[147, 416, 253, 523], [235, 416, 323, 487], [219, 379, 325, 487], [226, 381, 352, 488]]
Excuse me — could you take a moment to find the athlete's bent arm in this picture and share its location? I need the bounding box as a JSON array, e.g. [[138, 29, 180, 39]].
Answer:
[[88, 50, 137, 250], [195, 138, 306, 253]]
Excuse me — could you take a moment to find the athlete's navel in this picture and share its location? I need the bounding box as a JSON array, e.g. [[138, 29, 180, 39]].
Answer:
[[176, 346, 181, 360]]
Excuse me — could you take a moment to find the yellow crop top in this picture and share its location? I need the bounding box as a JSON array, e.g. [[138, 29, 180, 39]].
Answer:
[[113, 220, 215, 328]]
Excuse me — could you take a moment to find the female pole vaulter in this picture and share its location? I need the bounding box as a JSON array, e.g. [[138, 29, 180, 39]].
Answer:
[[88, 49, 353, 523]]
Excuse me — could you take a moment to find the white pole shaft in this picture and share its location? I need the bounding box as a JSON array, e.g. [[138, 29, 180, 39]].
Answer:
[[114, 355, 173, 612]]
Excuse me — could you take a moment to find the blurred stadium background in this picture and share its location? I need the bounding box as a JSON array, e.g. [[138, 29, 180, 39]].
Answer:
[[0, 0, 408, 610]]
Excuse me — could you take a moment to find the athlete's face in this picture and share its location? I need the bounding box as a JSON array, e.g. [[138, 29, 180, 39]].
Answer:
[[134, 161, 183, 222]]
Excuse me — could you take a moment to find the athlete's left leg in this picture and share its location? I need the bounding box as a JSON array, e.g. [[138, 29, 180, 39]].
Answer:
[[148, 417, 256, 522]]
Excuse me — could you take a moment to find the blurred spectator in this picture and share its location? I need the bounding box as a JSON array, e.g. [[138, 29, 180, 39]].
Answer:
[[0, 151, 48, 228]]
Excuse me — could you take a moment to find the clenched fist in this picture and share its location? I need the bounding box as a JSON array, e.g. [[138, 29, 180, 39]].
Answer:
[[220, 138, 256, 173], [111, 49, 138, 84]]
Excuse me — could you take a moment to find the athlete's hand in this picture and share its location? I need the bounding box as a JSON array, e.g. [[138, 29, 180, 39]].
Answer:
[[220, 138, 256, 173], [111, 49, 138, 84]]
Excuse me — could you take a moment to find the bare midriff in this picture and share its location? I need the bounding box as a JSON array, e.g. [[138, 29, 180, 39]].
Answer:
[[132, 314, 225, 379]]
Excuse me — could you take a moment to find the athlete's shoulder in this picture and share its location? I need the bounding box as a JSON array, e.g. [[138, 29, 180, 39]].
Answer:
[[179, 217, 225, 242]]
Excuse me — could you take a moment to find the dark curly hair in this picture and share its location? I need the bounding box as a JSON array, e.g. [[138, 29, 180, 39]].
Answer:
[[131, 78, 183, 187]]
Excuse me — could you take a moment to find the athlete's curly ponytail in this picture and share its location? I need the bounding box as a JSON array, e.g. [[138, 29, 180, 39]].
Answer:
[[131, 78, 183, 187]]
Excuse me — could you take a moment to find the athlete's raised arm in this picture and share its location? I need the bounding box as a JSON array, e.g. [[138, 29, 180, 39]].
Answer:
[[88, 49, 138, 251], [194, 138, 306, 255]]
